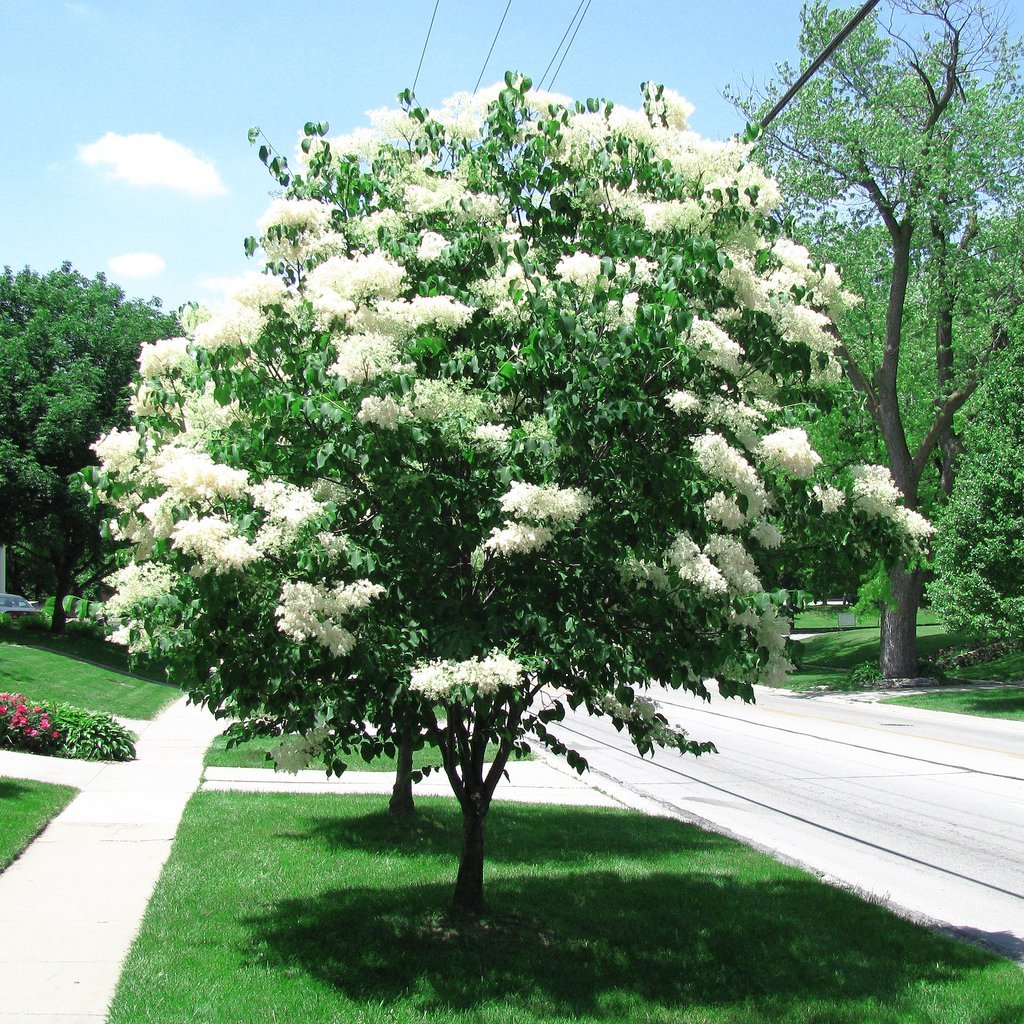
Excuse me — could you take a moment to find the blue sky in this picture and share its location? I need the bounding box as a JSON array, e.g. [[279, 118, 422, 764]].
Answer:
[[2, 1, 1019, 313]]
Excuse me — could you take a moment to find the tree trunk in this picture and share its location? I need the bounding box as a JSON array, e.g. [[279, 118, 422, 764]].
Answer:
[[49, 572, 71, 634], [451, 798, 487, 916], [388, 731, 416, 819], [880, 565, 924, 678]]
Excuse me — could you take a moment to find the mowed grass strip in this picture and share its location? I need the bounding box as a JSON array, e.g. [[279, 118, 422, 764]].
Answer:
[[786, 624, 969, 691], [205, 733, 530, 771], [108, 792, 1024, 1024], [0, 776, 77, 871], [883, 686, 1024, 722], [0, 640, 177, 720]]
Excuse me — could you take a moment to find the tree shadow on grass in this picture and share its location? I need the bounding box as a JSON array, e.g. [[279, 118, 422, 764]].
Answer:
[[300, 799, 734, 868], [964, 692, 1024, 716], [0, 778, 33, 799], [244, 805, 1017, 1021]]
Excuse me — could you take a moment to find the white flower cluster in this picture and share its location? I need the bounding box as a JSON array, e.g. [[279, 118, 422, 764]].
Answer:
[[225, 273, 290, 310], [250, 480, 325, 552], [687, 317, 745, 375], [850, 465, 934, 541], [406, 378, 487, 424], [472, 423, 512, 450], [154, 450, 249, 503], [812, 484, 846, 514], [641, 198, 706, 234], [351, 295, 474, 340], [757, 428, 822, 479], [483, 522, 555, 557], [617, 257, 658, 284], [93, 429, 141, 478], [554, 251, 603, 288], [769, 298, 834, 354], [666, 390, 701, 416], [705, 534, 763, 594], [472, 262, 529, 327], [171, 515, 261, 576], [692, 433, 767, 518], [257, 198, 332, 235], [734, 605, 794, 686], [850, 464, 904, 517], [703, 397, 766, 451], [417, 231, 448, 262], [356, 395, 404, 430], [750, 520, 784, 549], [181, 385, 241, 437], [192, 302, 265, 352], [307, 252, 407, 305], [329, 332, 401, 383], [275, 579, 384, 657], [499, 481, 595, 525], [138, 337, 194, 379], [409, 651, 524, 700], [665, 533, 728, 596], [705, 491, 745, 529], [104, 562, 175, 621], [619, 557, 674, 595], [644, 85, 695, 131]]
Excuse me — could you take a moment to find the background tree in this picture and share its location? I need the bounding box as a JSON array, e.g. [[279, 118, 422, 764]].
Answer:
[[95, 78, 922, 915], [930, 341, 1024, 637], [730, 0, 1024, 676], [0, 263, 178, 631]]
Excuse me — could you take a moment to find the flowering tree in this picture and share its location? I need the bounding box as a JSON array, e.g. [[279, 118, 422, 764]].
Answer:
[[93, 76, 925, 915]]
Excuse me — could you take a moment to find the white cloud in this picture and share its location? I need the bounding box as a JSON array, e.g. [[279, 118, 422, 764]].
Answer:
[[109, 252, 166, 278], [79, 132, 226, 197]]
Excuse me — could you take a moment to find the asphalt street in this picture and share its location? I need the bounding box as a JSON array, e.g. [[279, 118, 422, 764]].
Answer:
[[553, 684, 1024, 963]]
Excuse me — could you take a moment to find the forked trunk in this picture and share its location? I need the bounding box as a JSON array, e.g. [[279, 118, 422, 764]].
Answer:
[[880, 566, 924, 679], [388, 731, 416, 819], [451, 801, 487, 916]]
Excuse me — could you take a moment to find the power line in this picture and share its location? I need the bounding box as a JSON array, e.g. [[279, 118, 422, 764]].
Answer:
[[538, 0, 587, 91], [473, 0, 514, 94], [761, 0, 881, 128], [412, 0, 441, 95], [548, 0, 592, 90]]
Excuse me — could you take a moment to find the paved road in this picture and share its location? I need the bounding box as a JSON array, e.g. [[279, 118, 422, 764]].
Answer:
[[553, 685, 1024, 963]]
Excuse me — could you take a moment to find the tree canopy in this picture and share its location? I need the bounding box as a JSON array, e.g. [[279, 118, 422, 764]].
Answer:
[[94, 77, 922, 913], [0, 263, 178, 628], [730, 0, 1024, 675], [930, 342, 1024, 637]]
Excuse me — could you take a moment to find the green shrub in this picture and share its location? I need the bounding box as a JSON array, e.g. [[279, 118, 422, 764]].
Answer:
[[45, 703, 136, 761], [847, 661, 881, 687], [18, 612, 51, 633]]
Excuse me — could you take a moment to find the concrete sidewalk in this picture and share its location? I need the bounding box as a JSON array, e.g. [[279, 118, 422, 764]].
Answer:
[[0, 695, 223, 1024], [1, 705, 620, 1023], [203, 758, 619, 806]]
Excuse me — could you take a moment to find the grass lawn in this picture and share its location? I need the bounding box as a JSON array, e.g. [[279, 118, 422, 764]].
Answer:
[[0, 639, 178, 720], [205, 732, 531, 771], [0, 776, 78, 871], [882, 687, 1024, 722], [945, 648, 1024, 683], [108, 792, 1024, 1024], [792, 606, 941, 632], [786, 624, 969, 691]]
